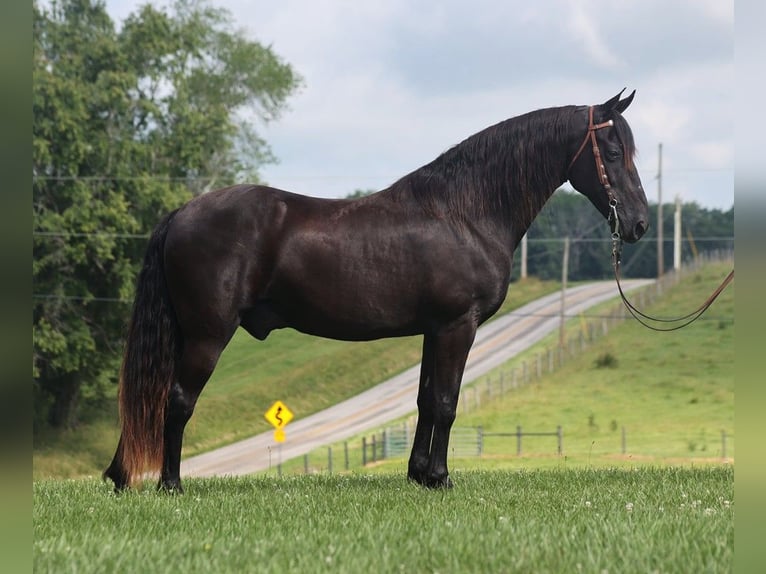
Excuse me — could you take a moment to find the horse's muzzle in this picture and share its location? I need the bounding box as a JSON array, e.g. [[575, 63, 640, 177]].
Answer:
[[621, 218, 648, 243]]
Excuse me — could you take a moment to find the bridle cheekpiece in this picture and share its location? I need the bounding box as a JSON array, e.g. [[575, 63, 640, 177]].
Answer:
[[568, 106, 621, 253]]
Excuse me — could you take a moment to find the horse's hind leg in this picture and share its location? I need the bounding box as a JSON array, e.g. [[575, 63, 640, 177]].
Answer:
[[103, 437, 129, 491], [159, 334, 233, 492]]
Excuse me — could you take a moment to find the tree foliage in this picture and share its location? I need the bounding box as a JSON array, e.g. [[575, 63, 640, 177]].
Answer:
[[33, 0, 301, 429]]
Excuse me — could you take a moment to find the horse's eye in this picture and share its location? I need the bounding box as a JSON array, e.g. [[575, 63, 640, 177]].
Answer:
[[606, 148, 622, 161]]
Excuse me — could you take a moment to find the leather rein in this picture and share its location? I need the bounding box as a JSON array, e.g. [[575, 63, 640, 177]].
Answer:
[[570, 106, 734, 332]]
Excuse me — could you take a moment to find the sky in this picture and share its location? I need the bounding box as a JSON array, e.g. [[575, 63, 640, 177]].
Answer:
[[104, 0, 734, 210]]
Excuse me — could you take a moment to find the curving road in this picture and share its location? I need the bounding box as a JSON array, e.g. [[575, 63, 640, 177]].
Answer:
[[181, 279, 652, 477]]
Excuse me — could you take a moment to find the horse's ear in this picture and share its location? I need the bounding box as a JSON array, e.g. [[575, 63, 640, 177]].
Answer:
[[600, 88, 636, 114], [600, 88, 626, 111], [600, 88, 635, 115], [614, 89, 635, 114]]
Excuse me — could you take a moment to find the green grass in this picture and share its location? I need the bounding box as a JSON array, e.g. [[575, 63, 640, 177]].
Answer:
[[33, 467, 733, 573], [33, 277, 559, 479]]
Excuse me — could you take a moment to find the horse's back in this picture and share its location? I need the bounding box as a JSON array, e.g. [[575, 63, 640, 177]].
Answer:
[[162, 183, 510, 341]]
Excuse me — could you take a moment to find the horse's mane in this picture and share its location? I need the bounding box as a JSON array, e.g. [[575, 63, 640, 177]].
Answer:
[[384, 105, 636, 231], [611, 111, 638, 172]]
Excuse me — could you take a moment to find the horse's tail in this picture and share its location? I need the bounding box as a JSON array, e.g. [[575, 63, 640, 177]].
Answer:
[[117, 209, 180, 487]]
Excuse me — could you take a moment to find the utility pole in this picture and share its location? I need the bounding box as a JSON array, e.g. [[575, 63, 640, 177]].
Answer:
[[673, 194, 682, 271], [656, 142, 664, 278], [559, 236, 570, 349], [520, 233, 528, 279]]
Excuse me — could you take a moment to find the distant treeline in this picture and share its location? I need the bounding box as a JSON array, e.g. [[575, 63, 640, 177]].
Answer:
[[512, 189, 733, 281]]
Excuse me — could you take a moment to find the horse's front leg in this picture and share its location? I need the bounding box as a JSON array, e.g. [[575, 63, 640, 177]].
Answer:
[[408, 334, 435, 484], [422, 319, 476, 488]]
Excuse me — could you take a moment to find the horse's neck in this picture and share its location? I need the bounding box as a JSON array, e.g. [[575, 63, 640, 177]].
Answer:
[[508, 184, 562, 249], [481, 170, 567, 254], [476, 111, 573, 248]]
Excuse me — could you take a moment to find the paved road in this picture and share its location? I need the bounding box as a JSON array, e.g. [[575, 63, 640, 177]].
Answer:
[[181, 279, 652, 477]]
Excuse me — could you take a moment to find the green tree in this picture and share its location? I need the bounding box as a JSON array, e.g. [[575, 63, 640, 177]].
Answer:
[[33, 0, 301, 429], [513, 189, 611, 281], [345, 189, 376, 199]]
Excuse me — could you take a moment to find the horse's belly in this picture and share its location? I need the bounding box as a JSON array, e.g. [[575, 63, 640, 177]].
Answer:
[[274, 295, 422, 341]]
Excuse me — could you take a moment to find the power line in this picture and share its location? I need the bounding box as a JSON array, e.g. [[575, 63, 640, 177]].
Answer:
[[32, 175, 219, 182], [32, 167, 733, 181], [33, 231, 150, 239], [33, 294, 131, 303], [29, 292, 734, 322], [30, 231, 735, 242]]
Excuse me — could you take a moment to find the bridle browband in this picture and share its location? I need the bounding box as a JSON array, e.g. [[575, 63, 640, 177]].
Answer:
[[570, 106, 734, 331]]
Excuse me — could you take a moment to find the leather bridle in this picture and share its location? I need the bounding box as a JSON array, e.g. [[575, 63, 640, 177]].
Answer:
[[568, 106, 620, 241], [568, 106, 615, 193], [569, 106, 734, 331]]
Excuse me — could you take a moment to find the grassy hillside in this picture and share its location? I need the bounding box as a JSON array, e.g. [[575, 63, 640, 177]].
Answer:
[[33, 277, 559, 479], [277, 260, 734, 474]]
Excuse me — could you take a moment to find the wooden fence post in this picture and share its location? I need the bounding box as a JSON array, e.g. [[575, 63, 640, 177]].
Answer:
[[362, 437, 367, 466], [516, 425, 522, 455], [304, 454, 309, 474], [477, 426, 483, 456], [622, 427, 627, 455], [328, 447, 333, 474], [557, 425, 563, 455], [547, 348, 553, 373]]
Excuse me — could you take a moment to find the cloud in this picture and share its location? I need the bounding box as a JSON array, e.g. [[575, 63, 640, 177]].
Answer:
[[102, 0, 733, 209], [565, 0, 624, 70]]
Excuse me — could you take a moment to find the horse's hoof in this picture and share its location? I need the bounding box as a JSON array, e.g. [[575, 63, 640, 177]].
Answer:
[[102, 467, 129, 493], [407, 469, 428, 485], [157, 480, 184, 494], [425, 474, 453, 489], [410, 471, 453, 489]]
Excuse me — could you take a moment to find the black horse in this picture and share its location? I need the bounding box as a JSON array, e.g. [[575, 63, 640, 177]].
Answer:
[[104, 90, 648, 491]]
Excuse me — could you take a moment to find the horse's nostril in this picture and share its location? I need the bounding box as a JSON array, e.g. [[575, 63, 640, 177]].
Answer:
[[635, 220, 648, 238]]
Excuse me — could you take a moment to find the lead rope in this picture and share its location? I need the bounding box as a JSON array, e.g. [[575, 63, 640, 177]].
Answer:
[[609, 200, 734, 331]]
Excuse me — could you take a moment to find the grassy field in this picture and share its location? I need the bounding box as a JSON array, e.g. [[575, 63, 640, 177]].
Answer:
[[459, 262, 735, 466], [33, 277, 559, 479], [33, 467, 733, 573]]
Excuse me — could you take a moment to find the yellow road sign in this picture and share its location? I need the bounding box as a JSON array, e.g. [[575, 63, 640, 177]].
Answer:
[[264, 400, 293, 429], [274, 428, 286, 443]]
